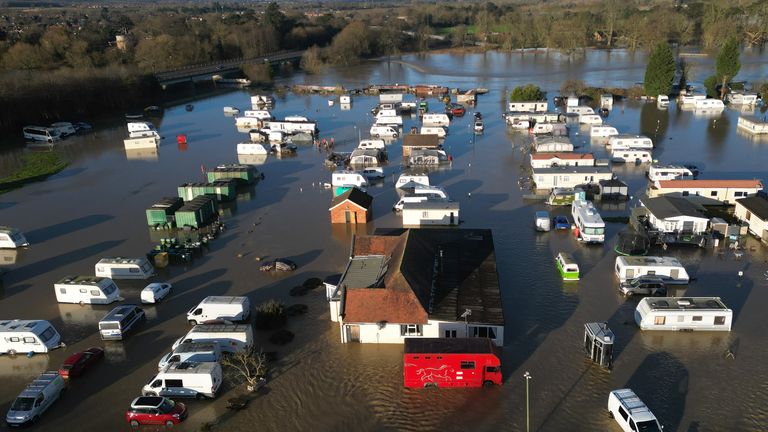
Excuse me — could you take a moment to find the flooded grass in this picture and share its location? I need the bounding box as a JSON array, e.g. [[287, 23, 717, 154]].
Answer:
[[0, 151, 68, 193]]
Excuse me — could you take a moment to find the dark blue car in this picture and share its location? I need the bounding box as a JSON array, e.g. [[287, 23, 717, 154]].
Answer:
[[554, 215, 570, 230]]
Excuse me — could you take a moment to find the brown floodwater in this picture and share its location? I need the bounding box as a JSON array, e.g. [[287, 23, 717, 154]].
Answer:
[[1, 49, 768, 431]]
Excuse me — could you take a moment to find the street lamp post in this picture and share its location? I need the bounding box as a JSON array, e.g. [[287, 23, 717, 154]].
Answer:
[[524, 371, 532, 432], [461, 309, 472, 337]]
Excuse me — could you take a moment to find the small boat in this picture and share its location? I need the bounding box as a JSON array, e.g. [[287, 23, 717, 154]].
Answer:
[[555, 252, 580, 281]]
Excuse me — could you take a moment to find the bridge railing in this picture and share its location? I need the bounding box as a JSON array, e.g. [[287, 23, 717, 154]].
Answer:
[[155, 50, 305, 81]]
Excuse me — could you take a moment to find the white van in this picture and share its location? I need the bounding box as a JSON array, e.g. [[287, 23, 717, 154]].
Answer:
[[143, 362, 223, 399], [615, 256, 689, 284], [396, 175, 430, 189], [657, 95, 670, 108], [22, 126, 61, 143], [157, 342, 221, 371], [609, 135, 653, 150], [0, 320, 62, 355], [237, 142, 268, 155], [420, 126, 447, 137], [54, 275, 120, 305], [370, 125, 399, 138], [607, 389, 662, 432], [98, 305, 145, 340], [422, 113, 450, 126], [49, 122, 77, 137], [187, 296, 251, 325], [6, 372, 66, 427], [172, 324, 253, 353], [590, 125, 619, 137], [647, 164, 696, 182], [243, 110, 272, 120], [95, 257, 154, 280], [129, 129, 161, 140], [611, 149, 653, 164], [0, 227, 29, 249], [375, 116, 403, 126], [358, 139, 385, 150], [579, 114, 603, 125], [332, 170, 368, 188]]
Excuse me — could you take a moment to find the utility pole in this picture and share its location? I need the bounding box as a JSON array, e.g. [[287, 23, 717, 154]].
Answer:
[[524, 371, 532, 432], [461, 309, 472, 337]]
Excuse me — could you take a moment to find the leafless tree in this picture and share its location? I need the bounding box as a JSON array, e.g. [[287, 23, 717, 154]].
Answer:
[[221, 347, 267, 392]]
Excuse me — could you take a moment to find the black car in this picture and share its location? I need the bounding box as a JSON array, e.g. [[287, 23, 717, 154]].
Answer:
[[620, 276, 667, 296]]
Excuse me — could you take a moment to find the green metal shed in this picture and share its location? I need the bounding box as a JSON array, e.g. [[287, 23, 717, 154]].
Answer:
[[145, 197, 184, 226], [174, 195, 218, 228], [177, 180, 237, 202], [206, 164, 257, 184]]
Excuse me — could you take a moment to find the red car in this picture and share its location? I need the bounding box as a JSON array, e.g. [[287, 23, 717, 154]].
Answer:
[[446, 103, 465, 116], [126, 396, 187, 427], [58, 347, 104, 379]]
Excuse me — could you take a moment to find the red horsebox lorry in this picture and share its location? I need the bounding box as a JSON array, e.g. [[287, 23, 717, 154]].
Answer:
[[403, 338, 502, 388]]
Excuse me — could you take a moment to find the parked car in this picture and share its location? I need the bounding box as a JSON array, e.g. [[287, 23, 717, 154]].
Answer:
[[58, 347, 104, 379], [554, 215, 570, 230], [141, 283, 172, 304], [125, 396, 186, 427], [445, 103, 465, 116], [619, 276, 667, 297], [259, 258, 297, 272]]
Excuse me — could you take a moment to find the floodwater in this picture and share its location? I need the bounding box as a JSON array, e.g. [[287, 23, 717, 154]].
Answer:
[[1, 49, 768, 432]]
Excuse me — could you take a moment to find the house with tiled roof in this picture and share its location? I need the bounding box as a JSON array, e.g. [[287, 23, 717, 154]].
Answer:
[[530, 152, 595, 169], [327, 228, 505, 346], [648, 179, 763, 204], [329, 187, 373, 224]]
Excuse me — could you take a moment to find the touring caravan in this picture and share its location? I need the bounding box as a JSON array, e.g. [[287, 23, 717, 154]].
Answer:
[[23, 126, 61, 143], [579, 114, 603, 125], [608, 135, 653, 150], [422, 113, 450, 126], [375, 116, 403, 126], [0, 227, 29, 249], [237, 143, 268, 155], [370, 125, 399, 138], [590, 125, 619, 137], [647, 164, 697, 182], [358, 139, 385, 150], [0, 320, 62, 354], [143, 362, 223, 399], [634, 297, 732, 331], [172, 324, 253, 353], [243, 110, 272, 120], [331, 171, 368, 188], [54, 276, 120, 305], [571, 200, 605, 243], [95, 257, 154, 280], [420, 126, 448, 137], [567, 106, 595, 115], [611, 149, 652, 164], [614, 256, 689, 284], [396, 175, 430, 189]]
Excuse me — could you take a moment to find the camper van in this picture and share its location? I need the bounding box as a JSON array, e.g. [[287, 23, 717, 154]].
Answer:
[[187, 296, 251, 325], [590, 125, 619, 137], [607, 389, 663, 432], [54, 275, 120, 305], [157, 342, 222, 371], [567, 106, 595, 115], [375, 116, 403, 126], [634, 297, 732, 331], [579, 114, 603, 125], [0, 227, 29, 249], [608, 135, 653, 150], [611, 149, 653, 164], [614, 256, 689, 284], [22, 126, 61, 143], [0, 320, 62, 355], [98, 305, 145, 340], [370, 125, 399, 138], [396, 175, 430, 189], [172, 324, 253, 353], [243, 110, 272, 120], [49, 122, 77, 137], [358, 139, 385, 150], [237, 143, 268, 155], [420, 126, 448, 137], [143, 362, 223, 399], [95, 257, 154, 280], [555, 252, 580, 281], [647, 164, 696, 182], [6, 372, 66, 427], [535, 211, 551, 232], [571, 200, 605, 244], [422, 113, 450, 126], [331, 170, 368, 188]]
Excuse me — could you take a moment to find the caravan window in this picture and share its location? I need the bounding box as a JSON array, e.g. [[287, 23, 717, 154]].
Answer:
[[715, 316, 726, 325], [79, 288, 87, 293], [23, 337, 36, 344], [692, 316, 702, 322], [103, 284, 116, 295], [39, 327, 56, 342], [130, 268, 140, 273], [59, 288, 67, 294], [91, 290, 100, 296], [654, 316, 666, 325], [8, 337, 19, 342]]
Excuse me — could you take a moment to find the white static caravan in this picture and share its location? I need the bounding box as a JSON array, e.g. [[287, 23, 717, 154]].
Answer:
[[737, 116, 768, 134], [0, 320, 62, 354], [420, 126, 448, 138], [647, 164, 696, 182], [531, 122, 568, 135], [264, 119, 317, 134], [614, 256, 689, 284], [571, 200, 605, 243], [694, 98, 725, 110], [609, 135, 653, 150], [534, 136, 574, 153], [679, 94, 706, 105], [358, 139, 385, 150], [243, 110, 273, 120], [0, 227, 28, 249], [123, 136, 158, 150], [729, 91, 758, 106], [611, 148, 653, 164], [376, 109, 398, 118], [508, 101, 548, 112], [237, 143, 268, 155], [95, 257, 155, 280], [235, 117, 261, 128], [396, 175, 430, 189], [567, 106, 595, 115], [578, 114, 603, 125], [422, 113, 451, 127], [331, 170, 368, 188], [401, 200, 460, 226], [54, 275, 120, 305], [590, 125, 619, 137], [251, 95, 274, 105], [635, 297, 732, 331]]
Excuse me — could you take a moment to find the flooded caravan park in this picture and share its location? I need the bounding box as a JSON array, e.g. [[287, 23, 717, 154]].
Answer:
[[1, 49, 768, 431]]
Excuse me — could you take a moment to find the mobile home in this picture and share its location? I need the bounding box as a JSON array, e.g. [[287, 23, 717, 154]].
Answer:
[[608, 135, 653, 150], [567, 106, 595, 115], [95, 257, 155, 280], [532, 166, 613, 190], [422, 113, 450, 126], [729, 91, 758, 106], [694, 98, 725, 110], [590, 125, 619, 137], [508, 101, 548, 112], [571, 200, 605, 243], [401, 200, 459, 226], [634, 297, 732, 331], [0, 320, 62, 354], [611, 148, 652, 164], [0, 227, 29, 249], [531, 122, 568, 135], [237, 142, 268, 155], [332, 170, 368, 188], [396, 175, 430, 189], [534, 136, 574, 153], [679, 94, 706, 105], [264, 119, 317, 134], [54, 275, 120, 304], [243, 110, 272, 120], [375, 116, 403, 126], [123, 136, 158, 150], [614, 256, 689, 284], [647, 164, 697, 182], [349, 148, 384, 167], [579, 114, 603, 125], [737, 116, 768, 134]]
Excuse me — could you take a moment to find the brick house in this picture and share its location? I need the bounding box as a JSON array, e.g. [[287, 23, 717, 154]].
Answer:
[[329, 187, 373, 224]]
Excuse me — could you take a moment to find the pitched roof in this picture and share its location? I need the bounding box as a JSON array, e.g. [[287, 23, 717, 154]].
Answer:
[[656, 179, 763, 189], [329, 187, 373, 211], [340, 229, 504, 327], [642, 196, 707, 220], [737, 195, 768, 220], [531, 152, 594, 160]]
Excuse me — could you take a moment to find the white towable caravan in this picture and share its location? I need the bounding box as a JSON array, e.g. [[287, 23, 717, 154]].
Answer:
[[0, 320, 62, 354], [635, 297, 732, 331], [331, 170, 368, 188], [95, 257, 155, 280], [614, 256, 689, 284], [54, 275, 120, 304], [609, 135, 654, 150], [0, 227, 29, 249]]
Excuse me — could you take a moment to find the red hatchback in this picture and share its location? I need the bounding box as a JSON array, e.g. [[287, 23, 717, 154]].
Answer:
[[126, 396, 187, 427], [446, 103, 466, 116], [58, 347, 104, 379]]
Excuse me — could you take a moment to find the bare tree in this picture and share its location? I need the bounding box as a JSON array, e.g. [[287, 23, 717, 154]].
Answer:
[[221, 347, 267, 392]]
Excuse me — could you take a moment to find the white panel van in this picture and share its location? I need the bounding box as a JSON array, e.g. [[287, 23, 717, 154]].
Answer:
[[6, 372, 66, 426], [143, 362, 223, 399], [172, 324, 253, 353], [95, 257, 154, 280], [54, 275, 120, 304], [187, 296, 251, 325], [157, 342, 222, 371], [607, 389, 662, 432], [370, 125, 399, 138]]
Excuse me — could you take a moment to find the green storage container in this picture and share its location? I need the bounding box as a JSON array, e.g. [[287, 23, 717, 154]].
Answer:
[[174, 195, 218, 228], [206, 164, 256, 184], [177, 180, 237, 202], [145, 197, 184, 226]]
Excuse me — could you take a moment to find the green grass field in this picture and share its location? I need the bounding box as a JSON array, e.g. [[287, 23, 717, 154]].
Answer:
[[0, 151, 68, 193]]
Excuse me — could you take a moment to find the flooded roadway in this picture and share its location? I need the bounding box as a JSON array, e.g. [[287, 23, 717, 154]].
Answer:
[[1, 49, 768, 431]]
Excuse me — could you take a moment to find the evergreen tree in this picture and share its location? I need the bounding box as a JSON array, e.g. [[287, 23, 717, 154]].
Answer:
[[509, 84, 544, 101], [643, 42, 676, 97], [715, 37, 741, 99]]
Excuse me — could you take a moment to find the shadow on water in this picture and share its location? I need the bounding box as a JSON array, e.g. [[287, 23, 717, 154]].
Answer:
[[49, 166, 87, 180], [624, 352, 688, 432], [25, 214, 115, 243]]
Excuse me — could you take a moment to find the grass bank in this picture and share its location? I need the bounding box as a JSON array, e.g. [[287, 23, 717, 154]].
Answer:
[[0, 151, 68, 194]]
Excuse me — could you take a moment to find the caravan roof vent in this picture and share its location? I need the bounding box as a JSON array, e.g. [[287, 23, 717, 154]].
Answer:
[[677, 299, 692, 307]]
